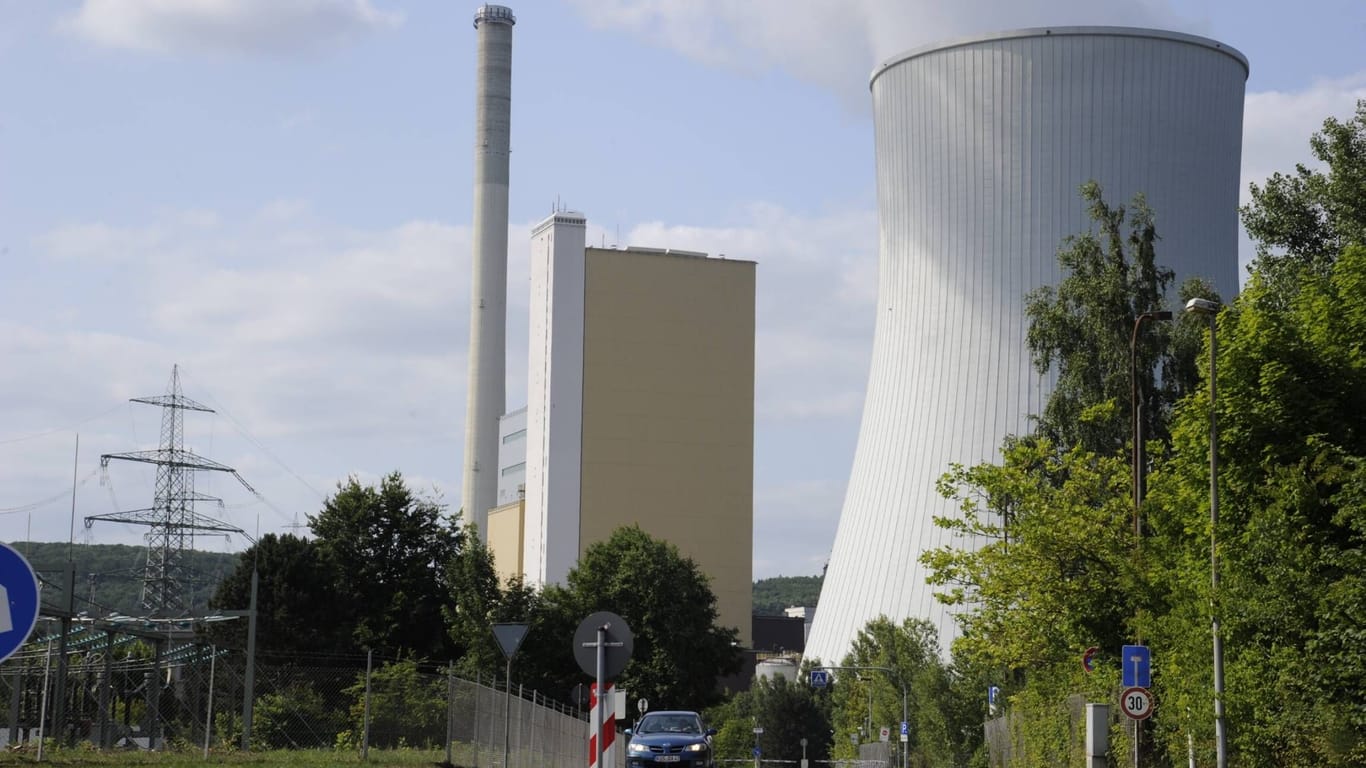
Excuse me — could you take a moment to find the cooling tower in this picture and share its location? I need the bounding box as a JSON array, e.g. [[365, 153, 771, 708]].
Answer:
[[463, 4, 515, 537], [804, 27, 1247, 664]]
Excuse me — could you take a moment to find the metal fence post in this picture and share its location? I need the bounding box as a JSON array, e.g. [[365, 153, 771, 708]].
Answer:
[[37, 638, 53, 760], [203, 645, 216, 759], [473, 670, 481, 768], [361, 649, 373, 761], [446, 664, 455, 765]]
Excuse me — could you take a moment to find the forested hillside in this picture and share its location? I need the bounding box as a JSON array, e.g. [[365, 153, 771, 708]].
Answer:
[[752, 574, 822, 616], [8, 540, 240, 616]]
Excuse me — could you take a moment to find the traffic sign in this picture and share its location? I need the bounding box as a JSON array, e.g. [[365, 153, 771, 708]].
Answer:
[[879, 726, 890, 742], [637, 698, 648, 715], [900, 721, 908, 736], [809, 669, 829, 688], [573, 611, 634, 680], [1120, 687, 1154, 720], [0, 542, 41, 664], [1122, 645, 1151, 688], [1082, 646, 1099, 673], [492, 622, 529, 660]]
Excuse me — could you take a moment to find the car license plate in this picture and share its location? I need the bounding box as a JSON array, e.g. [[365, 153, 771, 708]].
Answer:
[[656, 756, 680, 763]]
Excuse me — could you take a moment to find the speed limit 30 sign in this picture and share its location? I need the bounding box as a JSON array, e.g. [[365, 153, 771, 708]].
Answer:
[[1120, 687, 1154, 720]]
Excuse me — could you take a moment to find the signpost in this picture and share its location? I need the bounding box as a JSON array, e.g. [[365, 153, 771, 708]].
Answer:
[[0, 542, 40, 664], [574, 612, 633, 768], [492, 623, 529, 768], [1120, 687, 1154, 720], [900, 720, 908, 743]]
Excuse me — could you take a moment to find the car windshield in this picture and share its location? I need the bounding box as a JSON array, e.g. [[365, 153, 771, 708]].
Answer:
[[638, 715, 701, 734]]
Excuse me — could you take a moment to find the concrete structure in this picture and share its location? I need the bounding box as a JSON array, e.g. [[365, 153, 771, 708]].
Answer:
[[489, 211, 756, 644], [462, 4, 515, 537], [805, 27, 1248, 664]]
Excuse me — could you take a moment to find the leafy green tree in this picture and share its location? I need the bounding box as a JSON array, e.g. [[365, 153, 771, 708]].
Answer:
[[562, 526, 742, 710], [707, 673, 832, 764], [823, 617, 963, 767], [924, 441, 1145, 671], [337, 658, 447, 749], [1024, 182, 1216, 459], [309, 472, 460, 658], [1241, 99, 1366, 283], [1145, 245, 1366, 767], [206, 533, 351, 656]]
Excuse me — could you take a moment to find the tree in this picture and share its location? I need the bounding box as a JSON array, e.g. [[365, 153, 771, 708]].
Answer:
[[827, 617, 959, 767], [309, 472, 460, 658], [1241, 100, 1366, 283], [1024, 181, 1214, 457], [562, 526, 742, 710], [206, 533, 352, 657], [1145, 244, 1366, 767], [708, 673, 832, 764]]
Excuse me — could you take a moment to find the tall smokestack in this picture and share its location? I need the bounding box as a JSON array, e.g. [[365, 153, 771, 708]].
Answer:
[[463, 4, 514, 539]]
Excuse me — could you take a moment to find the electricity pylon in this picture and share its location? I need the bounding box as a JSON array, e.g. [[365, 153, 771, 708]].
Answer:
[[86, 365, 254, 616]]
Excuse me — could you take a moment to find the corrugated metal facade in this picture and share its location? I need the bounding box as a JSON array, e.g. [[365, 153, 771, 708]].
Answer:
[[805, 27, 1247, 664]]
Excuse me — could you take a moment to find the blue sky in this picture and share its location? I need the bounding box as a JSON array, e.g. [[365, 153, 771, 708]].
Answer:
[[2, 0, 1364, 582]]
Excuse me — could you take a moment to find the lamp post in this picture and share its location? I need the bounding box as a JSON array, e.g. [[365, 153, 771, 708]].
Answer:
[[1185, 296, 1226, 768], [1131, 310, 1173, 535]]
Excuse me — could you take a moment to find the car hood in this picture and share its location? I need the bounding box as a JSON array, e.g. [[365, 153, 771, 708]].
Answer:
[[629, 732, 710, 748]]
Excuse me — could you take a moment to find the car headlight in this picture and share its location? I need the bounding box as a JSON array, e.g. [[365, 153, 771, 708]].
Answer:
[[686, 743, 708, 752], [629, 742, 649, 753]]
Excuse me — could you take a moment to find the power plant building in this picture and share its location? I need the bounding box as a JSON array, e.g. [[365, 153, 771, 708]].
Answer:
[[489, 211, 756, 645], [805, 27, 1248, 664]]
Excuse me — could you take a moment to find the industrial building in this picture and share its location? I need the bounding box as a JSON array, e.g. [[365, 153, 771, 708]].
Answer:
[[489, 210, 756, 645], [805, 27, 1248, 664]]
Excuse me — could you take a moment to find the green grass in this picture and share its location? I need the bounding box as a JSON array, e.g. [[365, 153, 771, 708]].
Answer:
[[0, 745, 464, 767]]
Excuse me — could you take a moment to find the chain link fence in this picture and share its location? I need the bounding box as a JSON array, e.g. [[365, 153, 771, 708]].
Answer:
[[1, 630, 587, 767]]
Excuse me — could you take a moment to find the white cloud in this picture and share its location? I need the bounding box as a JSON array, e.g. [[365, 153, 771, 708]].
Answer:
[[571, 0, 1186, 108], [61, 0, 403, 55]]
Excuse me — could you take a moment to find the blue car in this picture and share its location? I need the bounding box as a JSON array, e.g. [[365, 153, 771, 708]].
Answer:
[[625, 710, 716, 768]]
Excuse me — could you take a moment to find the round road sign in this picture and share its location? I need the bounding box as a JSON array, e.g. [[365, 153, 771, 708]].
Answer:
[[572, 611, 634, 680], [1082, 646, 1099, 673], [1120, 687, 1154, 720], [0, 542, 41, 664]]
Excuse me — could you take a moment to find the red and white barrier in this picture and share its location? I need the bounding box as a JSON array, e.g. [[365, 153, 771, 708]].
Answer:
[[588, 683, 619, 768]]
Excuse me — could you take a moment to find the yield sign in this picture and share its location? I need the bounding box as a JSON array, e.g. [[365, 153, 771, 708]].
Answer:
[[492, 622, 530, 660]]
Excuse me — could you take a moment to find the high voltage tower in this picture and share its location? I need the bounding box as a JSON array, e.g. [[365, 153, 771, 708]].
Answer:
[[85, 365, 255, 616]]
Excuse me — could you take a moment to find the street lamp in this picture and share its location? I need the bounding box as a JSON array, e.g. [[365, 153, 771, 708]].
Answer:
[[1131, 310, 1173, 536], [1184, 296, 1226, 768]]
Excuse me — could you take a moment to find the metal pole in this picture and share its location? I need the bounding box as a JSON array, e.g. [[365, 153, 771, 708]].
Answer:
[[474, 670, 481, 768], [99, 632, 112, 749], [362, 649, 373, 761], [37, 638, 53, 760], [1209, 316, 1227, 768], [204, 645, 216, 758], [901, 682, 907, 768], [504, 659, 513, 768], [240, 568, 258, 751], [446, 664, 455, 766], [595, 625, 606, 768]]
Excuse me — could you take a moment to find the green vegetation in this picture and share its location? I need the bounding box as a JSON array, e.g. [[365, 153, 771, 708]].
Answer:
[[8, 541, 238, 616], [913, 100, 1366, 766], [752, 574, 822, 616], [0, 745, 456, 766]]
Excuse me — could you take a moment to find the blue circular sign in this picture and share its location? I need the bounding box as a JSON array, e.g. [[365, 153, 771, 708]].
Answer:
[[0, 542, 41, 663]]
